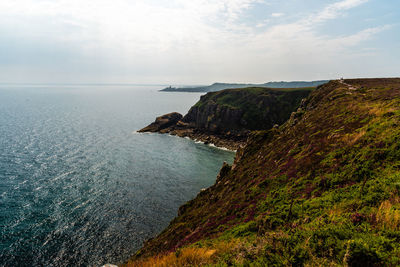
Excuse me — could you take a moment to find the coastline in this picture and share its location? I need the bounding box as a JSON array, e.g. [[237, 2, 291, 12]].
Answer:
[[166, 129, 245, 151], [136, 111, 248, 151], [135, 131, 239, 152]]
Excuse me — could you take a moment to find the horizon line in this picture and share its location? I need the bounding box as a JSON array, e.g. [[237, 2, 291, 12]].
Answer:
[[0, 79, 334, 87]]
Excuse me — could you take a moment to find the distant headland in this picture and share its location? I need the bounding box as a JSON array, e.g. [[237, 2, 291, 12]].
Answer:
[[160, 81, 328, 93]]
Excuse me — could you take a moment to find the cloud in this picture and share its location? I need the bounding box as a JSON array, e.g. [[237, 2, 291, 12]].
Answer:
[[330, 25, 391, 47], [271, 13, 284, 18], [211, 0, 388, 81], [0, 0, 261, 49], [313, 0, 369, 23], [0, 0, 393, 83]]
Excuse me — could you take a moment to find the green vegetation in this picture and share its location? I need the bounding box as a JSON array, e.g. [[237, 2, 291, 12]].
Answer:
[[126, 78, 400, 266]]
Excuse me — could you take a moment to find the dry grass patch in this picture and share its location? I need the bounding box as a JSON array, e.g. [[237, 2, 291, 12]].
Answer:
[[341, 129, 366, 146], [366, 102, 396, 117], [375, 199, 400, 231], [125, 247, 216, 267]]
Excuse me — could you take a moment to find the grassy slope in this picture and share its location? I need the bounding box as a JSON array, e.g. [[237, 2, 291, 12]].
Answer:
[[126, 78, 400, 266]]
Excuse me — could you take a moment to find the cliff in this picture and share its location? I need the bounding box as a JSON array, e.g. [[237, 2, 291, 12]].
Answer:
[[127, 78, 400, 266], [139, 87, 313, 150]]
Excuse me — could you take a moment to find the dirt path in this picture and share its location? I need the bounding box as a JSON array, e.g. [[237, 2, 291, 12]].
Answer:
[[339, 79, 357, 90]]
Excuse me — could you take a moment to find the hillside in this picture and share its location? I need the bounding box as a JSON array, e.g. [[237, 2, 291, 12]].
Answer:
[[139, 87, 313, 150], [127, 78, 400, 266], [160, 81, 328, 92]]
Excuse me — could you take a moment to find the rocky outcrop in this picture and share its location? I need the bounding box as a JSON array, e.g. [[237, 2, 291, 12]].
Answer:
[[139, 119, 246, 150], [139, 87, 314, 150], [138, 112, 183, 133]]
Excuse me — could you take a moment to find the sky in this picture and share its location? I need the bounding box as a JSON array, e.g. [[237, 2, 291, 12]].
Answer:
[[0, 0, 398, 84]]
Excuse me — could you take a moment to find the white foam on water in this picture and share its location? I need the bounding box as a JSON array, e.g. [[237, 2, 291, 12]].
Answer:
[[207, 143, 236, 152]]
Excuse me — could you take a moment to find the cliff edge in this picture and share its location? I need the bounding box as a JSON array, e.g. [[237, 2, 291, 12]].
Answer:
[[126, 78, 400, 266]]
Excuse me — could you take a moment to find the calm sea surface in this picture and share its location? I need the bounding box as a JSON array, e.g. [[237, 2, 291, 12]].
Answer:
[[0, 85, 235, 266]]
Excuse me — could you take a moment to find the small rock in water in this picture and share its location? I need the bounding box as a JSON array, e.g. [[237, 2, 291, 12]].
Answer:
[[102, 264, 118, 267]]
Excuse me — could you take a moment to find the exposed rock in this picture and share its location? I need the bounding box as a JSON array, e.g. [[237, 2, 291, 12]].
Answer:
[[216, 162, 232, 183], [138, 112, 182, 132], [182, 87, 312, 133]]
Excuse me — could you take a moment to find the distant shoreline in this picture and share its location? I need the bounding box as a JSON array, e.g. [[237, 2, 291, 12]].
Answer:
[[160, 80, 328, 93]]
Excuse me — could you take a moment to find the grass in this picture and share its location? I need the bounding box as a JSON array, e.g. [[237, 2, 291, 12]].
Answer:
[[124, 247, 216, 267], [375, 198, 400, 231]]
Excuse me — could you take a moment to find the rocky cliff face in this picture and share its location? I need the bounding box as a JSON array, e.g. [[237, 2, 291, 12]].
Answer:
[[183, 87, 312, 134], [182, 104, 244, 134], [139, 87, 313, 150], [127, 79, 400, 266]]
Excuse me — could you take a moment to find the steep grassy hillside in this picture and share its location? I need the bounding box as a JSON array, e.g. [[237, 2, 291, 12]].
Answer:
[[127, 78, 400, 266]]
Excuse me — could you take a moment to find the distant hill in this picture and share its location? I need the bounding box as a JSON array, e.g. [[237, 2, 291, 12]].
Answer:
[[160, 81, 329, 92]]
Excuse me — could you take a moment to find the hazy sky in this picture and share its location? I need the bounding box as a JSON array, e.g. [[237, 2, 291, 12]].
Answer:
[[0, 0, 398, 84]]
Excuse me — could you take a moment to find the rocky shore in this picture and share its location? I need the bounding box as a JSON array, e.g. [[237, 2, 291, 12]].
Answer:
[[138, 112, 246, 150]]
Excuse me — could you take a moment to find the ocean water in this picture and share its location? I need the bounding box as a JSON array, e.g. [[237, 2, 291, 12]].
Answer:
[[0, 85, 235, 267]]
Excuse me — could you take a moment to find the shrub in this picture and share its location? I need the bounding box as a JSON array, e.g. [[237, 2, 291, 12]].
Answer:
[[346, 239, 381, 267]]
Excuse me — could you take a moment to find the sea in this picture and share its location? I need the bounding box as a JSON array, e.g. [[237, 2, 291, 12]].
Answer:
[[0, 84, 235, 267]]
